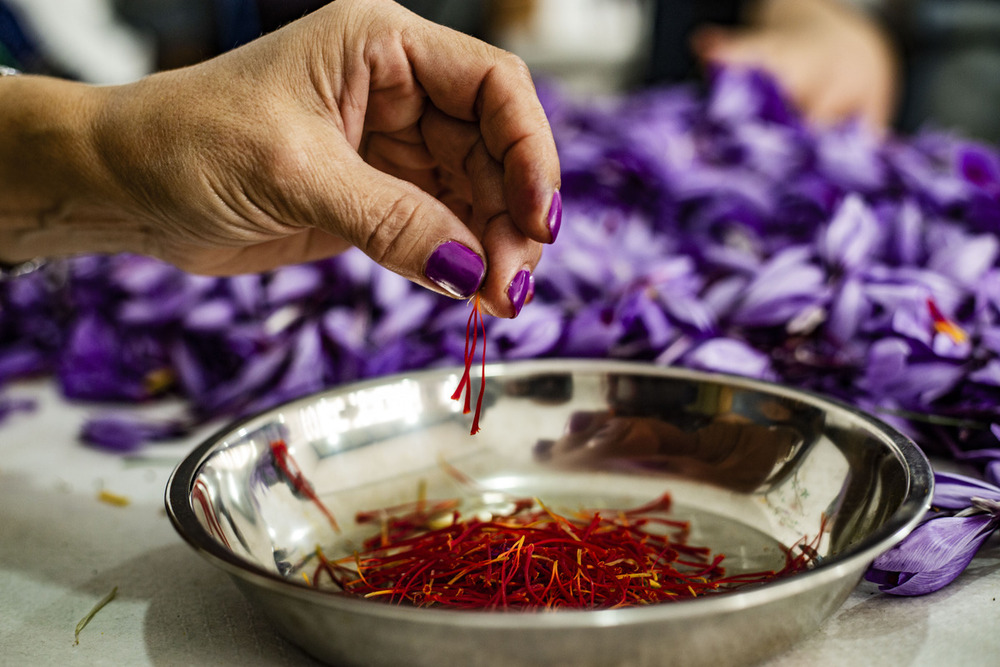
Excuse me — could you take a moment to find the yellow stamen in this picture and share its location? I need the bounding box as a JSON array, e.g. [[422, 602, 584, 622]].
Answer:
[[934, 319, 968, 344]]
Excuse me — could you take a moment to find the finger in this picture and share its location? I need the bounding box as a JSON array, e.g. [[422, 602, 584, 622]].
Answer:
[[363, 130, 436, 173], [421, 106, 542, 316], [420, 106, 498, 229], [691, 26, 765, 67], [303, 145, 487, 301], [403, 20, 561, 244], [479, 215, 542, 318], [466, 136, 542, 317]]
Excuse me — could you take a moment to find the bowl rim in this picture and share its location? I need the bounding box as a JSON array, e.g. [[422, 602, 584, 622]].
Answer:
[[165, 358, 932, 628]]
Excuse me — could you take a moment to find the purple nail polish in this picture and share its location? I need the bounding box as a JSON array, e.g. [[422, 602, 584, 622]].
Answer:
[[425, 241, 484, 298], [525, 273, 536, 305], [547, 190, 562, 243], [507, 269, 531, 317]]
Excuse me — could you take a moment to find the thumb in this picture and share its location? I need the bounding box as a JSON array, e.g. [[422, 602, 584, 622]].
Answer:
[[324, 153, 487, 300]]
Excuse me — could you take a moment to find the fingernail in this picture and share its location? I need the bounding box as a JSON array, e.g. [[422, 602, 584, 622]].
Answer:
[[425, 241, 485, 298], [507, 269, 532, 317], [524, 273, 536, 306], [547, 190, 562, 243]]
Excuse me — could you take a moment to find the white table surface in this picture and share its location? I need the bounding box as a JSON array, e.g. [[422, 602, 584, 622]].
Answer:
[[2, 379, 999, 666]]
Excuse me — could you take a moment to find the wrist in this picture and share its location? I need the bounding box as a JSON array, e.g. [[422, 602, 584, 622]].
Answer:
[[0, 73, 142, 263]]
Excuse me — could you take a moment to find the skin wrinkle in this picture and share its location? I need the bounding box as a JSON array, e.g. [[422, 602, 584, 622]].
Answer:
[[364, 191, 427, 270]]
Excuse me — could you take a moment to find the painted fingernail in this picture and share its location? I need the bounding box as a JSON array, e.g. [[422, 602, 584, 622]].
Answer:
[[425, 241, 485, 298], [547, 190, 562, 243], [507, 269, 532, 317], [524, 273, 536, 306]]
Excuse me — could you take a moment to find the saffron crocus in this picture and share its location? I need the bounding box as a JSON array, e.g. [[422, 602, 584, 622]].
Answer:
[[866, 472, 1000, 595]]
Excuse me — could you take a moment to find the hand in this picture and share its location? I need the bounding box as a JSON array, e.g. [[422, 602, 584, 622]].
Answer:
[[691, 0, 899, 129], [2, 0, 561, 318]]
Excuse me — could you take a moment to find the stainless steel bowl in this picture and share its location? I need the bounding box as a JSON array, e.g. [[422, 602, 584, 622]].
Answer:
[[166, 360, 931, 667]]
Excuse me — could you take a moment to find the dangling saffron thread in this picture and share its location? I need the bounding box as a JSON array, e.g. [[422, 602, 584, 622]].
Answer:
[[451, 294, 487, 435]]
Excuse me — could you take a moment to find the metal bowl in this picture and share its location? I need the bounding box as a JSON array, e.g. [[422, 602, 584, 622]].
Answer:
[[166, 360, 931, 667]]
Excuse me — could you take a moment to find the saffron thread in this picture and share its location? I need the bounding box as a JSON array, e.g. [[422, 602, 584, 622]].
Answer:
[[451, 294, 487, 435], [311, 492, 818, 610]]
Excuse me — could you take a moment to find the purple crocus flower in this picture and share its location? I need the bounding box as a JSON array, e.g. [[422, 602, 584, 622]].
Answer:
[[867, 472, 1000, 595]]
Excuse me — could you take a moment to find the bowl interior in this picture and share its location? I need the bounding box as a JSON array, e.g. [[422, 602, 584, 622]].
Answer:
[[171, 360, 930, 604]]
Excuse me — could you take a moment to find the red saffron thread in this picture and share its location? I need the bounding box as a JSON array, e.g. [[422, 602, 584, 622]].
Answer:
[[311, 493, 818, 610], [270, 439, 340, 533], [927, 297, 968, 344], [450, 294, 487, 435]]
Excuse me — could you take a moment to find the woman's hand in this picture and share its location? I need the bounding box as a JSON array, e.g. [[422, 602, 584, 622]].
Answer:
[[692, 0, 899, 129], [1, 0, 561, 318]]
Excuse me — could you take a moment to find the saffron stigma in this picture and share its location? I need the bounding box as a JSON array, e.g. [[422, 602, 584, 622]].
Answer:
[[309, 492, 821, 610], [927, 298, 968, 344], [451, 293, 487, 435]]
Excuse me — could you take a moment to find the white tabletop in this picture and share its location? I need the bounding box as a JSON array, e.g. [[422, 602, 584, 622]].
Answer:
[[1, 379, 998, 666]]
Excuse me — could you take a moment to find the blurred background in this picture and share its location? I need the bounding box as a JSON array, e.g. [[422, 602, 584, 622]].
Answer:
[[0, 0, 999, 143]]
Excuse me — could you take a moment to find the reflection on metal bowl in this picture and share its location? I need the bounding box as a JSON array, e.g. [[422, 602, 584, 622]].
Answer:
[[166, 360, 931, 667]]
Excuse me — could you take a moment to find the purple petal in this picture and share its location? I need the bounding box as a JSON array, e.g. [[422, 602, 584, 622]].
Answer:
[[928, 233, 999, 287], [561, 304, 625, 357], [227, 274, 265, 315], [820, 194, 880, 271], [732, 251, 826, 327], [827, 277, 867, 344], [815, 121, 886, 191], [80, 414, 187, 452], [110, 255, 177, 293], [372, 269, 411, 309], [619, 291, 675, 348], [267, 265, 323, 304], [275, 323, 326, 397], [371, 291, 436, 346], [887, 200, 925, 266], [184, 299, 237, 331], [683, 337, 772, 379], [0, 394, 36, 422], [957, 142, 1000, 194], [0, 345, 50, 382], [932, 472, 1000, 509], [867, 513, 997, 595], [201, 345, 289, 414], [321, 307, 369, 355], [491, 305, 564, 360]]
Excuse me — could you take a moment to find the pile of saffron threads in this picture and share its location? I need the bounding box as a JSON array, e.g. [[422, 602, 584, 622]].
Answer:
[[310, 493, 818, 610]]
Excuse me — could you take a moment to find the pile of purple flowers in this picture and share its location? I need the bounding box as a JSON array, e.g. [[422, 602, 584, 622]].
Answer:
[[2, 69, 1000, 595]]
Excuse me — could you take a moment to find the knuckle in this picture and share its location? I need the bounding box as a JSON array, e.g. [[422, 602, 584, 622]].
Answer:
[[496, 50, 532, 84]]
